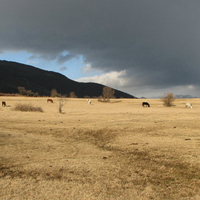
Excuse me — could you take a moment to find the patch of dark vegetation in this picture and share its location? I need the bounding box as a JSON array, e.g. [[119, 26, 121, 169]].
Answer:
[[114, 148, 200, 199], [0, 163, 92, 184], [73, 129, 200, 199], [74, 129, 117, 148], [13, 103, 44, 112]]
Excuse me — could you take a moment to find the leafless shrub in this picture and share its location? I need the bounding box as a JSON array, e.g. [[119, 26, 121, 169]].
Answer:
[[51, 89, 61, 97], [69, 91, 77, 98], [98, 87, 115, 102], [13, 103, 44, 112], [98, 95, 109, 102], [161, 93, 175, 107], [58, 97, 66, 113], [102, 86, 115, 102], [17, 87, 38, 97]]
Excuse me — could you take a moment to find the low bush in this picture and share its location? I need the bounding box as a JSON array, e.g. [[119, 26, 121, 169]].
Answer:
[[98, 96, 110, 102], [14, 103, 44, 112], [161, 93, 175, 107]]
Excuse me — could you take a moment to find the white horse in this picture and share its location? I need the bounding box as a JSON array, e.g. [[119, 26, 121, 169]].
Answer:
[[87, 99, 92, 105], [185, 103, 192, 109]]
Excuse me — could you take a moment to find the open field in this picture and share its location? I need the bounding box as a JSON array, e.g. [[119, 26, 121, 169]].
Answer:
[[1, 96, 200, 199]]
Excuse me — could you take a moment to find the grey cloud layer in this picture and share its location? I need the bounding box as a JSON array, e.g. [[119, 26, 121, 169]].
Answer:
[[1, 0, 200, 94]]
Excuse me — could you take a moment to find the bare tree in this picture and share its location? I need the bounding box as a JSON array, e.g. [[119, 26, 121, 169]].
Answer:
[[161, 93, 175, 107], [58, 97, 66, 113], [102, 86, 115, 102], [69, 91, 77, 98], [51, 89, 60, 97], [18, 87, 27, 95], [17, 86, 36, 96]]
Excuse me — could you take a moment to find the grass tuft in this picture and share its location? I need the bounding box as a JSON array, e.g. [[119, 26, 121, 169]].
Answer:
[[13, 103, 44, 112]]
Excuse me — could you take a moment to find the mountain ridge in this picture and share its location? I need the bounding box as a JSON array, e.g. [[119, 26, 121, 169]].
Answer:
[[0, 60, 135, 98]]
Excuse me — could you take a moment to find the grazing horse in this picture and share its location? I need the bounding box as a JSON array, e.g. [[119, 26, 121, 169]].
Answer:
[[185, 103, 192, 109], [47, 99, 54, 103], [142, 102, 150, 107], [2, 101, 6, 107], [87, 99, 92, 105]]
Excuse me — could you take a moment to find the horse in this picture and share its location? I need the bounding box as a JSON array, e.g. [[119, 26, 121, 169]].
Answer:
[[2, 101, 6, 107], [185, 103, 192, 109], [87, 99, 92, 105], [142, 102, 150, 107], [47, 99, 54, 103]]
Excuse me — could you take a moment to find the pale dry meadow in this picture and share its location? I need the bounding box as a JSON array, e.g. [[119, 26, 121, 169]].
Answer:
[[0, 96, 200, 200]]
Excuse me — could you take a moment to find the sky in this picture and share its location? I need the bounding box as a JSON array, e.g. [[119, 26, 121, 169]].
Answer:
[[0, 0, 200, 98]]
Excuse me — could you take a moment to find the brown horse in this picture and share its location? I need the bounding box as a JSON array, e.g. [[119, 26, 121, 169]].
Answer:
[[47, 99, 53, 103], [2, 101, 6, 107]]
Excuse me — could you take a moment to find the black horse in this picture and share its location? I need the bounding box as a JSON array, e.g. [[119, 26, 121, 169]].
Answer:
[[142, 102, 150, 107]]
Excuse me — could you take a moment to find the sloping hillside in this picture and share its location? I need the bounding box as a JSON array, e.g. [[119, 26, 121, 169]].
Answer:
[[0, 60, 135, 98]]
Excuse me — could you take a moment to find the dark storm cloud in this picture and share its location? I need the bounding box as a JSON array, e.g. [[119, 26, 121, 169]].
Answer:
[[1, 0, 200, 95]]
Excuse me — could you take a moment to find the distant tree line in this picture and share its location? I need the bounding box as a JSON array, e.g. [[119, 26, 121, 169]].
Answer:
[[17, 86, 115, 99], [17, 87, 38, 97], [51, 86, 115, 100], [50, 89, 77, 98]]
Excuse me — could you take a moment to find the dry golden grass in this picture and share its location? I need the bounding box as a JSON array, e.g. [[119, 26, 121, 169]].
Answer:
[[1, 97, 200, 199]]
